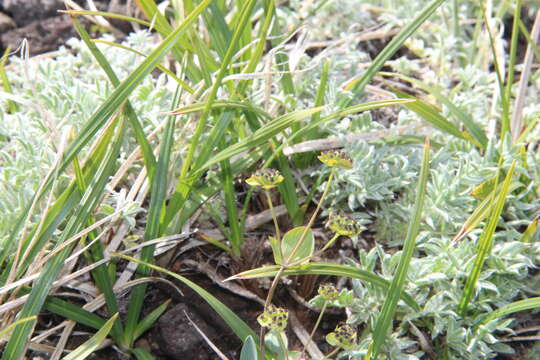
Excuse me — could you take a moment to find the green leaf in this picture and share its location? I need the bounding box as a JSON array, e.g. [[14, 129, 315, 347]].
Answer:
[[520, 217, 538, 243], [281, 226, 314, 264], [268, 236, 282, 265], [391, 89, 466, 142], [369, 140, 431, 360], [381, 72, 487, 148], [479, 297, 540, 325], [44, 296, 106, 331], [339, 0, 447, 108], [62, 9, 151, 27], [61, 0, 212, 178], [171, 0, 258, 217], [131, 347, 155, 360], [453, 181, 522, 243], [458, 161, 517, 315], [2, 118, 125, 360], [123, 85, 181, 346], [90, 39, 194, 94], [0, 47, 17, 113], [112, 253, 261, 346], [197, 107, 326, 173], [240, 335, 258, 360], [228, 263, 419, 311], [63, 313, 118, 360], [133, 299, 172, 341], [0, 316, 36, 339]]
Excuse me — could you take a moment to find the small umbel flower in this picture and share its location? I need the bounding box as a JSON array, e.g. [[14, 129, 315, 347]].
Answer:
[[257, 305, 289, 332], [326, 323, 357, 351], [246, 169, 284, 189], [318, 149, 353, 169], [318, 283, 339, 302], [327, 212, 363, 237]]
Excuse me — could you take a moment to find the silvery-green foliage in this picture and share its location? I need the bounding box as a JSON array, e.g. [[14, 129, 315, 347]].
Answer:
[[0, 31, 173, 246], [314, 141, 421, 214], [343, 237, 540, 359]]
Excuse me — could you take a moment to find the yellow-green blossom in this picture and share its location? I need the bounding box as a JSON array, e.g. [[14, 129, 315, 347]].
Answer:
[[327, 212, 364, 237], [318, 149, 353, 169], [257, 305, 289, 331], [326, 323, 357, 350], [246, 169, 284, 189], [318, 283, 339, 302]]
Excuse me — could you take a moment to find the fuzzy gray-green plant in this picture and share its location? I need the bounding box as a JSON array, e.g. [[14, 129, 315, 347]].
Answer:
[[0, 31, 170, 250]]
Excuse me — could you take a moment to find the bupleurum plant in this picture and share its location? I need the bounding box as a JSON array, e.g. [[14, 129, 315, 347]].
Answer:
[[233, 150, 370, 359]]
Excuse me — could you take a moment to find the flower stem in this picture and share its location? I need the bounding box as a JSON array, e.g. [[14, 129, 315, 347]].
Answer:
[[285, 168, 335, 264], [265, 189, 282, 252], [300, 301, 327, 359], [287, 233, 341, 267], [259, 266, 286, 359], [259, 168, 336, 358], [317, 233, 341, 255], [323, 347, 339, 360]]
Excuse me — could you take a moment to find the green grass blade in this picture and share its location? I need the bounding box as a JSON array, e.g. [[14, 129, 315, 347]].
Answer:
[[71, 16, 159, 179], [123, 86, 180, 346], [501, 0, 522, 138], [479, 297, 540, 325], [283, 99, 414, 149], [453, 181, 522, 243], [2, 119, 125, 360], [44, 296, 106, 330], [519, 217, 538, 243], [172, 0, 257, 214], [0, 317, 36, 339], [203, 2, 232, 61], [196, 107, 325, 173], [276, 153, 303, 225], [308, 59, 331, 138], [62, 0, 211, 178], [133, 299, 172, 341], [369, 139, 431, 360], [63, 313, 119, 360], [71, 139, 123, 340], [113, 253, 260, 344], [91, 39, 194, 94], [220, 139, 243, 256], [237, 0, 275, 95], [338, 0, 447, 108], [61, 10, 151, 27], [480, 2, 506, 127], [0, 47, 18, 113], [240, 335, 258, 360], [458, 161, 516, 316], [134, 0, 193, 52], [170, 100, 271, 119], [382, 72, 487, 148], [131, 348, 155, 360], [228, 263, 420, 311], [518, 19, 540, 64], [391, 89, 467, 142]]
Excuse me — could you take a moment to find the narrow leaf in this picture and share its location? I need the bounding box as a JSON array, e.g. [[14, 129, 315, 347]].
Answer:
[[228, 263, 419, 311], [458, 161, 516, 315], [240, 335, 258, 360], [63, 313, 119, 360], [369, 139, 431, 360]]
